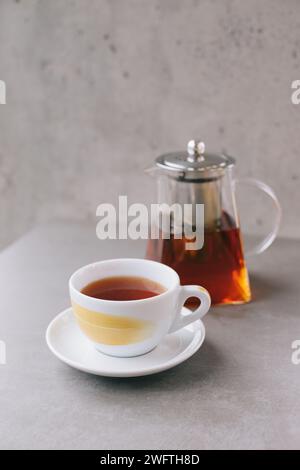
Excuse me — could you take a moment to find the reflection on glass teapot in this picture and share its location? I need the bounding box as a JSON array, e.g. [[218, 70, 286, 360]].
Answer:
[[145, 139, 281, 306]]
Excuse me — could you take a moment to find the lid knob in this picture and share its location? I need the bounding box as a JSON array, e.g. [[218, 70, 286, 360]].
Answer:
[[187, 140, 205, 162]]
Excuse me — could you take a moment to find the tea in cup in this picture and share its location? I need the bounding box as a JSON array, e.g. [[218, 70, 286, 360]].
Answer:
[[69, 258, 211, 357]]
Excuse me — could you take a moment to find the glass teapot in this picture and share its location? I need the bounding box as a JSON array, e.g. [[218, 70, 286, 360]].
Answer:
[[145, 139, 281, 305]]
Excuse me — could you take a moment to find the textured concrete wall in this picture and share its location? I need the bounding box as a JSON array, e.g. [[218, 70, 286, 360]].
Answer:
[[0, 0, 299, 248]]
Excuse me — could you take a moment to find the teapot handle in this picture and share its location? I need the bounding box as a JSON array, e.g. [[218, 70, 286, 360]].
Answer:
[[235, 177, 282, 257]]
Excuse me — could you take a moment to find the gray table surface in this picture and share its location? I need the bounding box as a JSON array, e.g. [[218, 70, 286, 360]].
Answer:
[[0, 221, 300, 450]]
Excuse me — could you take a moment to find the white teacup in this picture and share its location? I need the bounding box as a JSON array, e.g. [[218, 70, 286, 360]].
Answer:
[[69, 258, 211, 357]]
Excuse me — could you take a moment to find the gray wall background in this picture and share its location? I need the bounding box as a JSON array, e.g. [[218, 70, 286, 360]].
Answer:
[[0, 0, 299, 249]]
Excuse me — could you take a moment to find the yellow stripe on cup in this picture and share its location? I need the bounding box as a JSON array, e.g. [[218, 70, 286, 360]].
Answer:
[[72, 302, 154, 345]]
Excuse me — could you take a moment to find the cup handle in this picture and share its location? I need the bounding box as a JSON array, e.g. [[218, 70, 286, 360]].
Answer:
[[169, 286, 211, 334], [235, 177, 282, 257]]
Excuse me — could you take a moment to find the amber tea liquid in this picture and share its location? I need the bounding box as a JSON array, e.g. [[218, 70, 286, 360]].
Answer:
[[146, 216, 251, 306], [81, 276, 166, 301]]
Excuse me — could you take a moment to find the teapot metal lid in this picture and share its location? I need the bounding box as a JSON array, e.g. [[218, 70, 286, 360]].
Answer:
[[155, 140, 235, 180]]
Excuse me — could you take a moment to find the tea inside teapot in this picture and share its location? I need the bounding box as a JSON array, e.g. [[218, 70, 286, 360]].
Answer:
[[145, 139, 251, 306]]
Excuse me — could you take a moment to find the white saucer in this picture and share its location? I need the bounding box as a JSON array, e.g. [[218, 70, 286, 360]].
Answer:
[[46, 307, 205, 378]]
